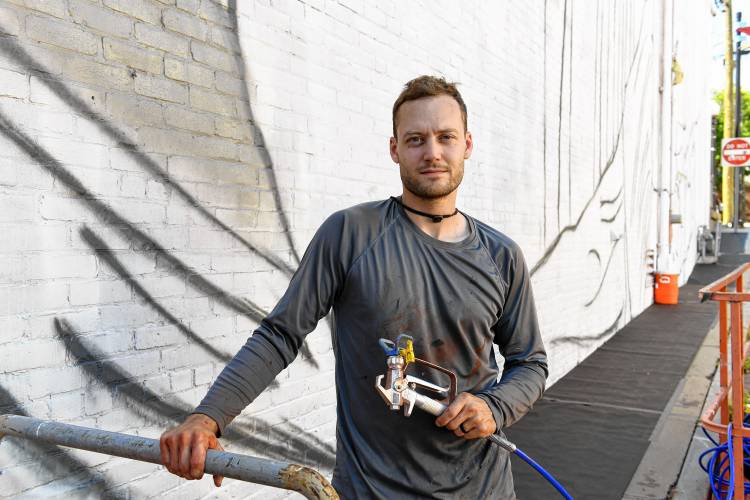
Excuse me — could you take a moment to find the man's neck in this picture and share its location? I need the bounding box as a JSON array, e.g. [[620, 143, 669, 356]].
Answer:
[[400, 191, 469, 242]]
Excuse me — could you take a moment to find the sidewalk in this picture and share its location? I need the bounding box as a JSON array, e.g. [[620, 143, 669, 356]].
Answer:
[[507, 254, 747, 500]]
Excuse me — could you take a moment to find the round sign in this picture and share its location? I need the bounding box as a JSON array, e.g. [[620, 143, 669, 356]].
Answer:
[[722, 138, 750, 167]]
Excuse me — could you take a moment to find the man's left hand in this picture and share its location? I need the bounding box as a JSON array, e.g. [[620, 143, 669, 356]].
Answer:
[[435, 392, 496, 440]]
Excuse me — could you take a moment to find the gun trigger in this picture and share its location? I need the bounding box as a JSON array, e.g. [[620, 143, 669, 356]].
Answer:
[[404, 375, 448, 395]]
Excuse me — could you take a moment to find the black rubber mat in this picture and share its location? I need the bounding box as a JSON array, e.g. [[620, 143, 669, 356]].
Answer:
[[509, 401, 656, 499], [507, 255, 748, 500]]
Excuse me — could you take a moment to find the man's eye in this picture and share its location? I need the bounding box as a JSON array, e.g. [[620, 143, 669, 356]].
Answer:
[[407, 137, 423, 145], [441, 135, 456, 141]]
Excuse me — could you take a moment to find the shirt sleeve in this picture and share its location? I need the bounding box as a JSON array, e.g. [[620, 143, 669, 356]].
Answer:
[[194, 212, 348, 435], [475, 245, 548, 430]]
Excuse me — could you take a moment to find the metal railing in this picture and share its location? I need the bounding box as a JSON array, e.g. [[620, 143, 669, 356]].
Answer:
[[0, 414, 338, 499], [699, 261, 750, 499]]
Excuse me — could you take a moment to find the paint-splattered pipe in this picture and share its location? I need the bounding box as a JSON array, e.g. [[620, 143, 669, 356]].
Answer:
[[0, 414, 338, 499]]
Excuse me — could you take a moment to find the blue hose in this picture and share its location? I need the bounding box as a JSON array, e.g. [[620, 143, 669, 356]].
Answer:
[[699, 415, 750, 498], [513, 447, 574, 500]]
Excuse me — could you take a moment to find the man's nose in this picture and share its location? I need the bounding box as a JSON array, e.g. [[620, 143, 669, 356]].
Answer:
[[422, 137, 441, 162]]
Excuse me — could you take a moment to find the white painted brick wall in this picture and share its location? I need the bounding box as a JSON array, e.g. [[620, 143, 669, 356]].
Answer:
[[0, 0, 713, 498]]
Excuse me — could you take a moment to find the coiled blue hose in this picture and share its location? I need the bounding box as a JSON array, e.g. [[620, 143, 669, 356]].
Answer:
[[699, 415, 750, 499], [513, 447, 574, 500]]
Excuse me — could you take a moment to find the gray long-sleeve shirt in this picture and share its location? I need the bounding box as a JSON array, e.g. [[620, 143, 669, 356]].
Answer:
[[195, 197, 548, 499]]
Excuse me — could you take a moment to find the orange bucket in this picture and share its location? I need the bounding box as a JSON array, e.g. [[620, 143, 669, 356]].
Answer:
[[654, 274, 679, 304]]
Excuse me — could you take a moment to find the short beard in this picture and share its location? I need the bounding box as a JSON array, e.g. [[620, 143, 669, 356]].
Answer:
[[400, 167, 464, 200]]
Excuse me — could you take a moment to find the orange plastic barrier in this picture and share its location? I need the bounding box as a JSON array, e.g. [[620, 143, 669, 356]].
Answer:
[[654, 273, 679, 304], [699, 262, 750, 500]]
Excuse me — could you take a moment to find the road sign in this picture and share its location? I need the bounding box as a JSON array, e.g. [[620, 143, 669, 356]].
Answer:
[[721, 137, 750, 167]]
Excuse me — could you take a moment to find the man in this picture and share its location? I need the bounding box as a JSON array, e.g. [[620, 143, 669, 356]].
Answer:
[[161, 75, 548, 499]]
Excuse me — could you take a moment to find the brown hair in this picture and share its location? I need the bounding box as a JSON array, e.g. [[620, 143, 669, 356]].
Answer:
[[392, 75, 468, 138]]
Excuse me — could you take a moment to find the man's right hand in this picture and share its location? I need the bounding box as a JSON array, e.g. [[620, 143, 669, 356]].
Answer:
[[160, 413, 224, 486]]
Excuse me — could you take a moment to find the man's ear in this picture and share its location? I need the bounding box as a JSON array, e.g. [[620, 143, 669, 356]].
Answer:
[[464, 131, 474, 160], [389, 136, 399, 163]]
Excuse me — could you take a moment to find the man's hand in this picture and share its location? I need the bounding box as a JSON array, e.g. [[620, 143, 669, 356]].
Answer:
[[160, 414, 224, 486], [435, 392, 496, 440]]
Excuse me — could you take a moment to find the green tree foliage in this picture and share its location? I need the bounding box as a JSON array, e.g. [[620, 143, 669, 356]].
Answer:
[[713, 90, 750, 192]]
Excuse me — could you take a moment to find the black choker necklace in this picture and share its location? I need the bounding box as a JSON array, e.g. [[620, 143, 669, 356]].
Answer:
[[391, 196, 459, 223]]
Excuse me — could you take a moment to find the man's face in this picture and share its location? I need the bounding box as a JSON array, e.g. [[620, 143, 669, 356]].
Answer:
[[390, 95, 473, 200]]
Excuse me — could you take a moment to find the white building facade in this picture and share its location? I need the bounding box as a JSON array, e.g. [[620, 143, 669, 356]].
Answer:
[[0, 0, 714, 497]]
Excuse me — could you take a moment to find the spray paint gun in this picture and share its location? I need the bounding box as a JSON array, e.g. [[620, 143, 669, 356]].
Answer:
[[374, 334, 458, 418], [373, 335, 574, 499], [374, 334, 514, 452]]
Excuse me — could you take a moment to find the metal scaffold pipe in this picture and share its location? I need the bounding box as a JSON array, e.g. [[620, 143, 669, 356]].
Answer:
[[0, 414, 338, 500]]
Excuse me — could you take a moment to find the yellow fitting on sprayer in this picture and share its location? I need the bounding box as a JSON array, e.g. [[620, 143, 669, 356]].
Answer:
[[399, 339, 415, 365]]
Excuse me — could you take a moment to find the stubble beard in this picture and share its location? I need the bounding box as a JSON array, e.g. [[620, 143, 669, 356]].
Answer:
[[401, 163, 464, 200]]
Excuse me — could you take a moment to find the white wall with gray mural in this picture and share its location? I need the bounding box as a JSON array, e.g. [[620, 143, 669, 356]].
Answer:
[[0, 0, 714, 497]]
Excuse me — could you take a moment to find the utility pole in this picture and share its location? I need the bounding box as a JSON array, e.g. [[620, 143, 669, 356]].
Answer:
[[735, 11, 742, 229], [724, 0, 736, 226]]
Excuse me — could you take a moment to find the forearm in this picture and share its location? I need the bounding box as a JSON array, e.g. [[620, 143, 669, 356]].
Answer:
[[194, 330, 287, 436], [475, 360, 547, 429], [194, 213, 348, 435]]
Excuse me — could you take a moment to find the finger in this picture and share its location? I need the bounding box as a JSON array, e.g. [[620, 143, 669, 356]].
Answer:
[[450, 422, 467, 438], [435, 397, 467, 427], [159, 435, 170, 470], [446, 405, 474, 432], [178, 434, 193, 478], [189, 440, 208, 480], [459, 416, 485, 439], [211, 437, 225, 487], [167, 436, 182, 475], [459, 410, 484, 433]]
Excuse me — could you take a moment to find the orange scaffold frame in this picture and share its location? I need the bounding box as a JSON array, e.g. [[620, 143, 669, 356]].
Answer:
[[700, 262, 750, 500]]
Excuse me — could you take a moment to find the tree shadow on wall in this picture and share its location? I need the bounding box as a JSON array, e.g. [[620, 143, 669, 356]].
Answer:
[[54, 318, 336, 469], [0, 3, 337, 494], [0, 385, 127, 500]]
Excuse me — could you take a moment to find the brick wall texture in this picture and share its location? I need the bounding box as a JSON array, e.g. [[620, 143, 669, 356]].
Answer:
[[0, 0, 714, 497]]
